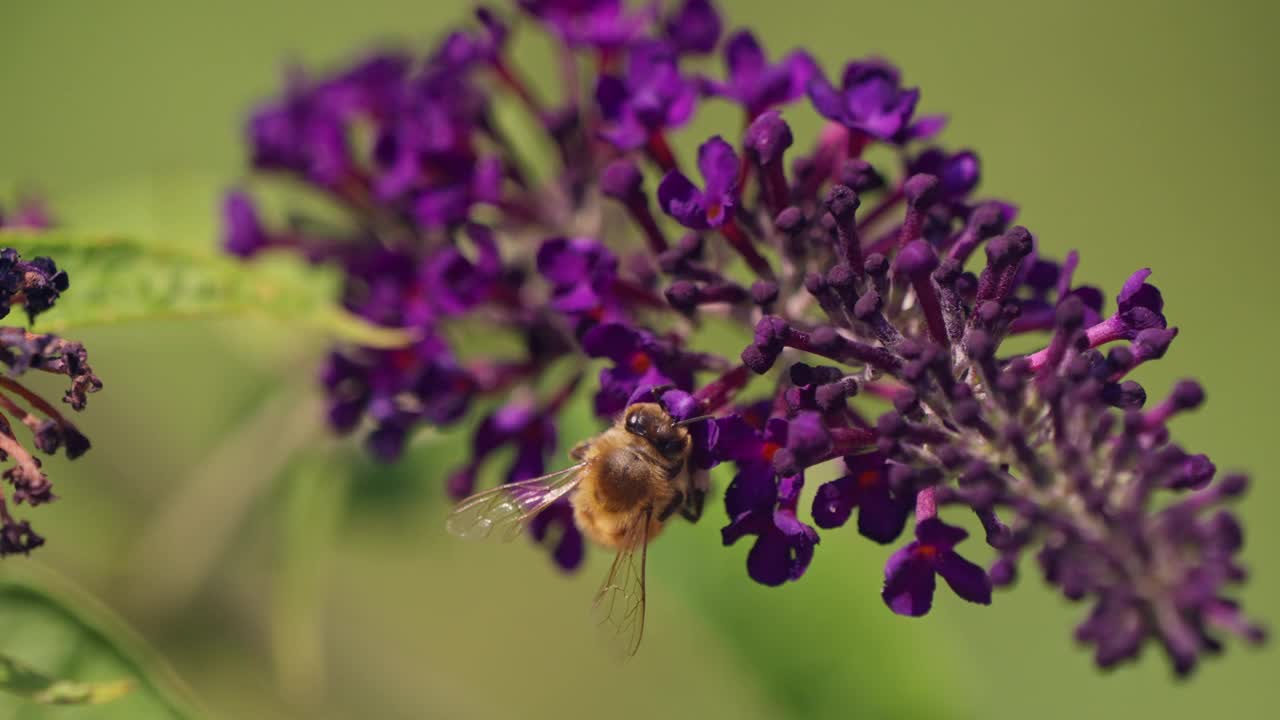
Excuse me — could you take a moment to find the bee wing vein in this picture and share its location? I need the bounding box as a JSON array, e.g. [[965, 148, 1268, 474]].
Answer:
[[446, 463, 585, 541], [591, 507, 651, 658]]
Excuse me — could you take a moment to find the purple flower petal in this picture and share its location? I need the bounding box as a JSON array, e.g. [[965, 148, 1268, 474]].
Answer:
[[1117, 268, 1164, 317], [746, 532, 793, 586], [713, 414, 766, 462], [697, 135, 740, 201], [807, 74, 845, 120], [724, 460, 778, 517], [882, 544, 936, 616], [936, 551, 993, 605], [812, 474, 858, 529], [222, 191, 269, 258], [784, 411, 832, 466], [595, 74, 630, 122], [856, 481, 910, 544], [581, 322, 644, 362], [721, 507, 770, 545], [664, 0, 721, 55], [537, 236, 615, 287], [657, 170, 709, 229], [916, 517, 968, 549], [725, 30, 767, 82]]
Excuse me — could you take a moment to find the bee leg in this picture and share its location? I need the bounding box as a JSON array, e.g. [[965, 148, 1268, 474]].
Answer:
[[658, 491, 685, 522], [680, 488, 705, 523], [569, 440, 591, 461]]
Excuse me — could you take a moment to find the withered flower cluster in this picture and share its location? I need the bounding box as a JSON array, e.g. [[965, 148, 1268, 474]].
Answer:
[[0, 200, 102, 556]]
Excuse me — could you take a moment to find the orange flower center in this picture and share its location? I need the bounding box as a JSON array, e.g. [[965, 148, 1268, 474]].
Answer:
[[761, 441, 781, 462], [391, 348, 417, 372], [857, 470, 879, 489], [628, 351, 652, 374], [707, 201, 724, 224], [914, 544, 939, 560]]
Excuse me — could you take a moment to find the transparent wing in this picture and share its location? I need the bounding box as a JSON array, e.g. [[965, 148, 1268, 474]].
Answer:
[[446, 464, 585, 542], [591, 507, 651, 659]]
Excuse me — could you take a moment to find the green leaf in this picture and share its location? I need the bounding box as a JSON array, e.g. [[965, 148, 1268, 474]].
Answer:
[[0, 565, 204, 717], [0, 229, 414, 348], [0, 654, 131, 705]]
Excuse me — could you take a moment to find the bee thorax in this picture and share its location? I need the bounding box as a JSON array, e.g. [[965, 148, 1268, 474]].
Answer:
[[596, 446, 661, 509]]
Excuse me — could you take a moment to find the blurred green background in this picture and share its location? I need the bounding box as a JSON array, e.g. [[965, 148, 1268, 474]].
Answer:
[[1, 0, 1278, 718]]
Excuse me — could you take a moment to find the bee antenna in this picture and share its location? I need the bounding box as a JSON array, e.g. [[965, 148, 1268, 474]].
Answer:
[[674, 414, 715, 428], [647, 383, 675, 401]]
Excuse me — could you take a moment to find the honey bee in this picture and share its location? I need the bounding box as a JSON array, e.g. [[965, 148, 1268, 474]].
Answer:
[[447, 397, 711, 656]]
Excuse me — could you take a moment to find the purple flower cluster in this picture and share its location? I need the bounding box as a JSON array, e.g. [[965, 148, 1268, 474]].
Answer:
[[222, 0, 1261, 673], [0, 205, 103, 556]]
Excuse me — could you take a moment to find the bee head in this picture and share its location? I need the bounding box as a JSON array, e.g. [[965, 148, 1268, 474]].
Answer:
[[624, 404, 688, 460]]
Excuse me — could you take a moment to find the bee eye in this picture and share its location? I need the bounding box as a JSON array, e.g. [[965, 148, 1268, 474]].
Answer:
[[625, 413, 645, 434]]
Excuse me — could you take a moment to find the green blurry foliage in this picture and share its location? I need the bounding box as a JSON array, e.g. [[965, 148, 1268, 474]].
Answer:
[[0, 569, 201, 716], [0, 654, 129, 706]]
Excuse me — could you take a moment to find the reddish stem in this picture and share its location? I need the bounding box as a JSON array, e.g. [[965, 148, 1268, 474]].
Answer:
[[694, 365, 750, 412], [544, 371, 585, 415], [915, 486, 938, 522], [720, 219, 776, 281], [847, 130, 871, 158], [910, 275, 951, 348], [644, 131, 679, 174], [625, 201, 669, 254], [856, 186, 905, 235], [492, 57, 546, 119], [830, 426, 878, 455]]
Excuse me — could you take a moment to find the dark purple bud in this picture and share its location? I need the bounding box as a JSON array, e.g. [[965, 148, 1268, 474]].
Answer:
[[893, 239, 939, 277], [969, 201, 1009, 237], [966, 329, 997, 361], [825, 184, 860, 220], [601, 159, 645, 202], [976, 301, 1002, 325], [933, 257, 962, 285], [853, 290, 883, 320], [744, 110, 793, 166], [1133, 327, 1178, 361], [1106, 346, 1135, 374], [826, 263, 856, 293], [877, 411, 907, 438], [1167, 454, 1216, 490], [741, 343, 777, 374], [1219, 474, 1249, 497], [989, 557, 1017, 586], [774, 206, 805, 235], [665, 280, 700, 313], [1056, 295, 1086, 331], [751, 279, 779, 307], [986, 227, 1033, 267], [1102, 380, 1147, 409], [1171, 380, 1205, 410], [664, 0, 722, 54], [814, 381, 851, 411], [839, 159, 884, 193], [953, 398, 984, 426], [892, 388, 919, 415], [903, 173, 939, 208]]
